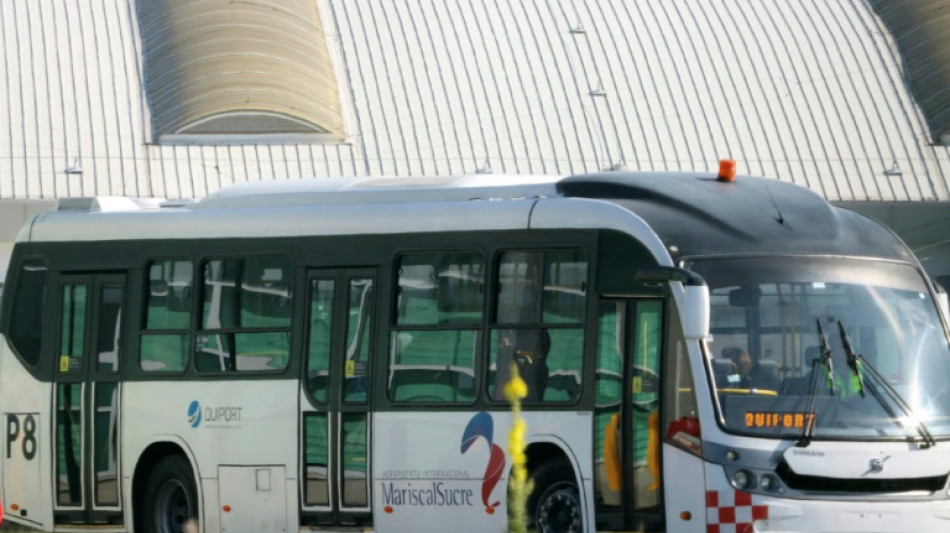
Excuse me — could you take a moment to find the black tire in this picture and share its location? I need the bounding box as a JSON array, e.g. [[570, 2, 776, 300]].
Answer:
[[142, 455, 199, 533], [527, 459, 582, 533]]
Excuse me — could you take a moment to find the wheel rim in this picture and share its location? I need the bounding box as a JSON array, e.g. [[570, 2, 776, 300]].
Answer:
[[153, 478, 192, 533], [536, 482, 581, 533]]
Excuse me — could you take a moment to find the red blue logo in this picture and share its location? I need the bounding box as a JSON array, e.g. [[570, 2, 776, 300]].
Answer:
[[460, 412, 506, 513]]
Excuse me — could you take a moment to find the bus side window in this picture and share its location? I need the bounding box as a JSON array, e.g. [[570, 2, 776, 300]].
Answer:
[[9, 259, 47, 367], [140, 259, 193, 373], [388, 252, 482, 404], [196, 255, 292, 373], [490, 249, 586, 403]]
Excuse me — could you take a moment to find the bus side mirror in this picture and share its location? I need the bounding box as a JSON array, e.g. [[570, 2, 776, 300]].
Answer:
[[683, 284, 710, 340], [635, 266, 710, 340]]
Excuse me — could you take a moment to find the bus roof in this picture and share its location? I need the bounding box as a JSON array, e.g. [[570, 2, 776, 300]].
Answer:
[[20, 172, 913, 265], [195, 174, 561, 208], [558, 172, 914, 263]]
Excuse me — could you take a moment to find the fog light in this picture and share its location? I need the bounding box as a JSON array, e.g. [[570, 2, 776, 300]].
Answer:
[[731, 469, 753, 490]]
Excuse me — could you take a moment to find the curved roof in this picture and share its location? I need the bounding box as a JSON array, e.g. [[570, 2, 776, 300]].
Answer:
[[870, 0, 950, 144], [136, 0, 342, 140], [0, 0, 947, 203], [558, 173, 913, 263]]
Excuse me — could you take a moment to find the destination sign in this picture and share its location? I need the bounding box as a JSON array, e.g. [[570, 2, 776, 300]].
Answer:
[[745, 411, 816, 429]]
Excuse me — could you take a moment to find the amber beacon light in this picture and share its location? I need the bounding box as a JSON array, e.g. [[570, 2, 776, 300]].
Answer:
[[717, 159, 736, 182]]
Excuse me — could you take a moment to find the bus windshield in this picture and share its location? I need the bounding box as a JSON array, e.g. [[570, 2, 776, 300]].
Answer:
[[689, 256, 950, 441]]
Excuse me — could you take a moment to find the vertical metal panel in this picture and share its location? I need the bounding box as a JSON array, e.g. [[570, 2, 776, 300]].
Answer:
[[520, 1, 579, 174], [429, 1, 481, 174], [540, 1, 600, 171]]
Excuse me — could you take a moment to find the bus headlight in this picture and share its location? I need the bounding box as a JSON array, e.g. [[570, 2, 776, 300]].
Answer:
[[730, 469, 754, 490], [759, 473, 780, 492], [723, 466, 786, 495]]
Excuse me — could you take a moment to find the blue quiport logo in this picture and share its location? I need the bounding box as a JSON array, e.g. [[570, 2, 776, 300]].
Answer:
[[188, 400, 201, 428]]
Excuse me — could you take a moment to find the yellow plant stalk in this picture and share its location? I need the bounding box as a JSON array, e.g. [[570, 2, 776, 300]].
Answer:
[[505, 363, 531, 533]]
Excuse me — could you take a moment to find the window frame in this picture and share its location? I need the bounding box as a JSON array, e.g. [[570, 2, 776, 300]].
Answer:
[[7, 257, 49, 369], [386, 250, 486, 406], [139, 258, 195, 375], [486, 247, 590, 406], [194, 254, 295, 375]]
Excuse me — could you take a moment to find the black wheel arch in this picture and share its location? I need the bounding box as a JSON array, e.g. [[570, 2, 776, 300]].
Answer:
[[132, 442, 198, 532], [525, 441, 578, 482]]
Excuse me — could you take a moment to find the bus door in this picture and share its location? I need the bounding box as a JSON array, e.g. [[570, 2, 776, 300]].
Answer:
[[52, 273, 125, 526], [300, 268, 375, 526], [594, 298, 664, 531]]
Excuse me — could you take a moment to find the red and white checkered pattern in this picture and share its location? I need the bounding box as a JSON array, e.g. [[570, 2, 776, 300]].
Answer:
[[705, 490, 768, 533]]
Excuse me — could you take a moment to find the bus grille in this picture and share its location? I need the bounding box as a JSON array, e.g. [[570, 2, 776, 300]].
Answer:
[[777, 461, 948, 493]]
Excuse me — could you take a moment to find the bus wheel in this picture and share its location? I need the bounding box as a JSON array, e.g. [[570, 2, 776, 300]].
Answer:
[[529, 459, 582, 533], [142, 455, 198, 533]]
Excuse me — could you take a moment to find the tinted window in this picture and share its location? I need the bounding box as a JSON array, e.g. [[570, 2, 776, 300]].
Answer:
[[196, 255, 293, 372], [490, 249, 587, 403], [141, 259, 193, 372], [389, 253, 483, 404], [497, 251, 542, 324], [59, 284, 87, 374], [497, 249, 587, 325], [9, 260, 47, 367], [306, 279, 334, 403], [146, 260, 192, 330], [344, 278, 373, 402], [396, 252, 484, 326]]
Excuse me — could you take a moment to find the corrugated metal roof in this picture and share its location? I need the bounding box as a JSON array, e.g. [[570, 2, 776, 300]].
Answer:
[[869, 0, 950, 144], [0, 0, 948, 202]]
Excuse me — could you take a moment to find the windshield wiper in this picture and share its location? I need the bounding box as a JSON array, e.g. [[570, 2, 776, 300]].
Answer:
[[798, 318, 835, 447], [836, 321, 904, 436], [836, 321, 865, 398], [837, 320, 936, 448], [816, 319, 836, 395]]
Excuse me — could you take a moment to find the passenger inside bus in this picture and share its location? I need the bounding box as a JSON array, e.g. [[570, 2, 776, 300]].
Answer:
[[495, 328, 550, 401], [515, 329, 550, 402], [724, 347, 752, 385], [711, 358, 738, 388], [716, 346, 781, 391]]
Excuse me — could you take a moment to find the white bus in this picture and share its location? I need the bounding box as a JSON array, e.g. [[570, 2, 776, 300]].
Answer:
[[1, 168, 949, 533]]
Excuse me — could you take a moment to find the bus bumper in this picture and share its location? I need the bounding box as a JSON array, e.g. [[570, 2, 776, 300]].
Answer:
[[705, 491, 950, 532]]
